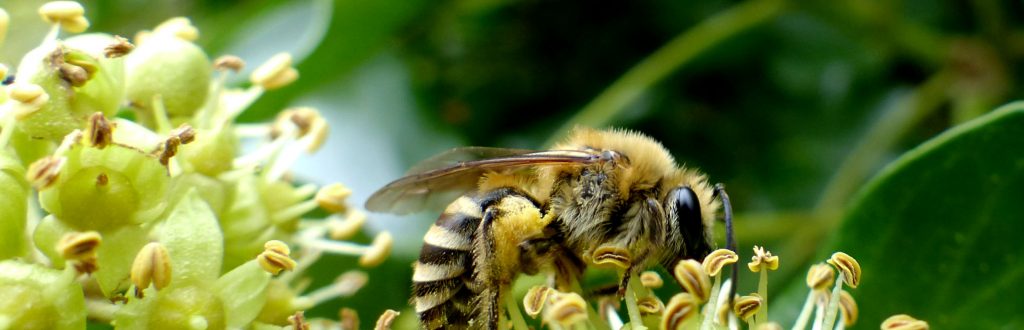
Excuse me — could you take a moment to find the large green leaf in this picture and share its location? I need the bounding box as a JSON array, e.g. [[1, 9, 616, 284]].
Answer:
[[829, 101, 1024, 327]]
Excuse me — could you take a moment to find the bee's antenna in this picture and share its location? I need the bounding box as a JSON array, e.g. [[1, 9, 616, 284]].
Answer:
[[713, 183, 737, 308]]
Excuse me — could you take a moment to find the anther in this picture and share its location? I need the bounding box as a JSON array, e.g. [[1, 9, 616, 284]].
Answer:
[[881, 314, 929, 330], [328, 210, 366, 241], [258, 240, 296, 275], [288, 311, 310, 330], [251, 53, 298, 90], [838, 290, 858, 327], [104, 35, 134, 58], [733, 294, 763, 322], [828, 252, 861, 288], [339, 308, 359, 330], [59, 63, 90, 86], [86, 112, 113, 149], [662, 293, 699, 330], [544, 291, 587, 327], [9, 83, 50, 120], [130, 242, 172, 298], [523, 285, 552, 318], [640, 271, 664, 289], [57, 231, 101, 261], [153, 17, 199, 41], [157, 124, 196, 166], [39, 1, 89, 33], [358, 232, 393, 268], [317, 183, 352, 214], [27, 156, 66, 190], [213, 55, 245, 72], [703, 248, 739, 277], [673, 259, 711, 303], [374, 310, 399, 330], [592, 245, 631, 269], [637, 296, 664, 315], [806, 263, 835, 291]]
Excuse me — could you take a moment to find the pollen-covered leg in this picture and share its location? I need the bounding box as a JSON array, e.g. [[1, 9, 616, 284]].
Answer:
[[472, 187, 552, 330]]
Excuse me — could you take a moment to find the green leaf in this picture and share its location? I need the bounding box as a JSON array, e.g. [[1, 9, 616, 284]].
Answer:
[[215, 260, 271, 328], [828, 102, 1024, 327], [156, 189, 223, 285], [238, 0, 429, 121], [0, 260, 86, 330]]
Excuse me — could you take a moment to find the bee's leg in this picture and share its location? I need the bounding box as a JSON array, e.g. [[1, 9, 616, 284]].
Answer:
[[519, 224, 585, 291], [471, 187, 549, 329], [518, 237, 558, 274], [585, 283, 621, 299], [474, 206, 504, 330], [617, 266, 635, 297]]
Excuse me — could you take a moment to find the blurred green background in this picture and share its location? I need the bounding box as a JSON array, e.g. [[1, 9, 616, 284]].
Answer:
[[4, 0, 1023, 328]]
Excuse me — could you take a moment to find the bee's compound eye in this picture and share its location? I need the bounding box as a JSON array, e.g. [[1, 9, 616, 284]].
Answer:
[[666, 186, 710, 259], [672, 187, 702, 224]]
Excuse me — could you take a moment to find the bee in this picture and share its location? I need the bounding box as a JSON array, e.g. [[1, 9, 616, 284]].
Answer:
[[366, 128, 735, 330]]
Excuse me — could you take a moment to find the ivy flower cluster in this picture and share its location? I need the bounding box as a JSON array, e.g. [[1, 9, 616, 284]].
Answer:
[[0, 2, 391, 329], [522, 248, 929, 330]]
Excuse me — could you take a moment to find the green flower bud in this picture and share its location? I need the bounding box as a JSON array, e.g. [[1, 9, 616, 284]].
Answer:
[[32, 215, 74, 267], [216, 260, 272, 328], [220, 176, 307, 269], [125, 34, 210, 120], [38, 143, 169, 231], [0, 151, 29, 260], [91, 224, 150, 297], [171, 173, 229, 216], [13, 41, 80, 140], [0, 260, 86, 330], [12, 34, 122, 142], [256, 280, 300, 325], [9, 128, 56, 165], [178, 128, 237, 176], [63, 33, 127, 117], [110, 117, 164, 150], [115, 284, 227, 330], [157, 190, 223, 284]]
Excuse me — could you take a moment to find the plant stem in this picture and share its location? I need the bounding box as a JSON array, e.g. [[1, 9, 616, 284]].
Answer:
[[757, 270, 768, 325], [0, 110, 14, 148], [623, 274, 647, 330], [791, 291, 816, 330], [820, 273, 844, 330], [544, 0, 787, 147], [85, 298, 117, 322], [699, 275, 722, 330], [150, 95, 174, 134], [506, 292, 530, 330]]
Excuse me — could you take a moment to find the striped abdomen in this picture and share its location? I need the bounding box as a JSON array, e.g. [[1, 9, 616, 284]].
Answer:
[[412, 196, 482, 329]]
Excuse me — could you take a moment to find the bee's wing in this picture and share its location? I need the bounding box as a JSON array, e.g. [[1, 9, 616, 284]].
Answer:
[[403, 147, 538, 175], [365, 148, 598, 214]]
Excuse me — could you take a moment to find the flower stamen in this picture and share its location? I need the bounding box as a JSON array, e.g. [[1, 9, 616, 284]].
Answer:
[[130, 242, 172, 298], [374, 309, 400, 330], [258, 240, 297, 275]]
